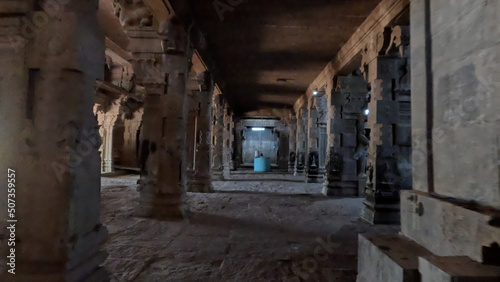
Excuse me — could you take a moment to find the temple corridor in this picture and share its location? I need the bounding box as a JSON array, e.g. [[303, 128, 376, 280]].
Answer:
[[1, 0, 499, 281]]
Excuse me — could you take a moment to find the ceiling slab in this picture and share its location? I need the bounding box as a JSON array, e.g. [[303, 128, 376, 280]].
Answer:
[[190, 0, 382, 115]]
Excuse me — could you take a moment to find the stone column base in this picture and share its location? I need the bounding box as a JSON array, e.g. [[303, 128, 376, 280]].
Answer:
[[360, 203, 400, 225], [359, 187, 402, 225], [223, 168, 231, 180], [212, 170, 224, 181], [305, 173, 323, 183], [102, 160, 113, 173], [294, 168, 305, 176], [134, 193, 188, 220], [322, 181, 358, 197], [187, 176, 214, 193]]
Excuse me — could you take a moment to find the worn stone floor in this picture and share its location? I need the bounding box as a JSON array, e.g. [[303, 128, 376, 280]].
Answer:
[[101, 175, 397, 282]]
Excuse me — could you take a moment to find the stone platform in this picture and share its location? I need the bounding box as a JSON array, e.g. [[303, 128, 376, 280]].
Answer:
[[357, 233, 500, 282]]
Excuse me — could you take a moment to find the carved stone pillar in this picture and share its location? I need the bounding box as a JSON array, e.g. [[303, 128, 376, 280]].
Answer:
[[234, 120, 245, 169], [288, 115, 297, 173], [294, 108, 308, 176], [360, 26, 412, 224], [323, 75, 368, 196], [187, 72, 214, 193], [211, 94, 224, 180], [128, 21, 191, 219], [0, 2, 108, 280], [277, 122, 289, 169], [316, 96, 329, 175], [223, 104, 234, 179], [122, 109, 143, 167], [186, 93, 197, 185], [101, 104, 120, 173], [306, 104, 321, 183]]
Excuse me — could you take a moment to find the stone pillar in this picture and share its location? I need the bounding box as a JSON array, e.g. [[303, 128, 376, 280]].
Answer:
[[211, 94, 224, 180], [323, 75, 368, 196], [187, 72, 214, 193], [306, 104, 321, 183], [358, 2, 500, 280], [0, 2, 108, 280], [277, 122, 289, 169], [360, 26, 412, 225], [233, 120, 245, 169], [288, 115, 297, 173], [185, 93, 197, 185], [129, 22, 191, 219], [101, 104, 120, 173], [294, 108, 308, 176], [316, 96, 329, 174], [222, 104, 234, 179], [121, 109, 143, 167]]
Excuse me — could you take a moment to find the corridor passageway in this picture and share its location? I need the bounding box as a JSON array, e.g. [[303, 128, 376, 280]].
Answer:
[[101, 175, 395, 281], [1, 0, 499, 281]]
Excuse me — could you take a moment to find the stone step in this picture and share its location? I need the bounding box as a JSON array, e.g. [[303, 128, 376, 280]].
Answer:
[[357, 233, 430, 282], [419, 256, 500, 282], [358, 233, 500, 282]]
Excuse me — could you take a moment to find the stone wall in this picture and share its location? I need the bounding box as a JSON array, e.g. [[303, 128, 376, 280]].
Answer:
[[358, 1, 500, 281], [411, 0, 500, 208]]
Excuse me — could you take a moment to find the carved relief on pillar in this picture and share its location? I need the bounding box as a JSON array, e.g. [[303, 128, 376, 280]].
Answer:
[[211, 94, 225, 180], [113, 0, 153, 28], [126, 19, 192, 219], [360, 25, 412, 225], [323, 74, 368, 196], [306, 102, 322, 182], [100, 102, 120, 173], [121, 108, 143, 167], [287, 113, 297, 172], [222, 103, 235, 177], [129, 56, 164, 85], [233, 120, 245, 169], [187, 71, 215, 193], [294, 107, 308, 176]]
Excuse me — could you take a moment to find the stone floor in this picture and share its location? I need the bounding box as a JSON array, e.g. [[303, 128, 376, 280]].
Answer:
[[101, 175, 397, 282]]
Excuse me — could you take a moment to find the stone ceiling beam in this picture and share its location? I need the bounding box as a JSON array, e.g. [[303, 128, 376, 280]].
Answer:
[[105, 38, 132, 68]]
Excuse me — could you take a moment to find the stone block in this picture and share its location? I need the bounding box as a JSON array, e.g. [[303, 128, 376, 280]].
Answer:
[[373, 100, 399, 125], [342, 133, 357, 147], [433, 122, 500, 210], [371, 57, 407, 82], [401, 190, 500, 263], [323, 181, 357, 197], [342, 159, 357, 177], [336, 76, 367, 93], [357, 233, 430, 282], [395, 124, 412, 146], [419, 256, 500, 282]]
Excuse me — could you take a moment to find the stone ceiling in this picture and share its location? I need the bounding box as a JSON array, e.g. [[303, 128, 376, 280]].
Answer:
[[189, 0, 383, 115], [99, 0, 383, 116]]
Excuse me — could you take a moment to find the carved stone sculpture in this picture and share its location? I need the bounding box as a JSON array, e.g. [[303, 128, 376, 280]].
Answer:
[[113, 0, 153, 28]]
